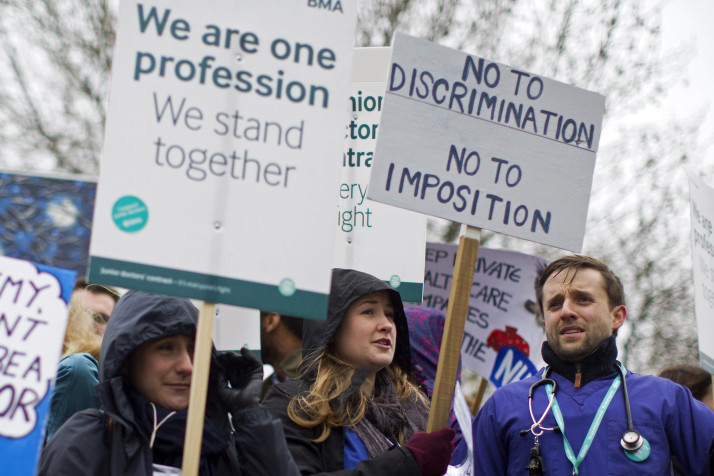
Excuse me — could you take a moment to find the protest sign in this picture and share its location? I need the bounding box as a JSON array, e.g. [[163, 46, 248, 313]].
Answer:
[[687, 170, 714, 374], [0, 256, 75, 476], [88, 0, 358, 319], [0, 171, 96, 276], [368, 33, 606, 253], [334, 47, 426, 302], [366, 34, 605, 432], [213, 304, 260, 352], [424, 243, 547, 386]]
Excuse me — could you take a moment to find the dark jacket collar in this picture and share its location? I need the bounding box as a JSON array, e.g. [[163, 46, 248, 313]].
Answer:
[[541, 335, 619, 387]]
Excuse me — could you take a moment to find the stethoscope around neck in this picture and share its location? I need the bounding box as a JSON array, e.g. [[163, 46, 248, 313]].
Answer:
[[526, 363, 648, 459]]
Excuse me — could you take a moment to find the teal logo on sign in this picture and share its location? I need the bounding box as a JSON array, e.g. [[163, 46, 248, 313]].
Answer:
[[389, 275, 401, 288], [112, 196, 148, 233], [279, 278, 296, 297]]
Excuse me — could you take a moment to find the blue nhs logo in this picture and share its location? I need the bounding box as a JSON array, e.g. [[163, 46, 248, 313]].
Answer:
[[490, 346, 537, 388]]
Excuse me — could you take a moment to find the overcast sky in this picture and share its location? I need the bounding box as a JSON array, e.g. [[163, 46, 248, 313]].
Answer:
[[660, 0, 714, 170]]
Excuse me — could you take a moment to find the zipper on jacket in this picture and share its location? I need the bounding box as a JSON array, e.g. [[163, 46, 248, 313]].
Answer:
[[574, 364, 582, 388]]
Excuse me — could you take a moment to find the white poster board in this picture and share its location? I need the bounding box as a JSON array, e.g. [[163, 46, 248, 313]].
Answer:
[[368, 33, 606, 252], [423, 243, 547, 387], [0, 257, 75, 475], [88, 0, 357, 319], [687, 169, 714, 373], [333, 47, 426, 302], [212, 304, 260, 352]]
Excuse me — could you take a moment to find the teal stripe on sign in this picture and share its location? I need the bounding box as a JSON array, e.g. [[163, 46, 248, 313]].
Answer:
[[390, 282, 423, 304], [87, 256, 329, 320]]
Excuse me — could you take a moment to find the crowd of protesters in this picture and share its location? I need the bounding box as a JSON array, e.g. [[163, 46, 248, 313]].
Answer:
[[41, 256, 714, 475]]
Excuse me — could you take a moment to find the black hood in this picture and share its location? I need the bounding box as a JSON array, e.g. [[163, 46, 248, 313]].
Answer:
[[100, 290, 199, 382], [301, 268, 413, 380]]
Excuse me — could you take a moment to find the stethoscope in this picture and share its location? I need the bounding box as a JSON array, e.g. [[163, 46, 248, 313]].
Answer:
[[523, 363, 650, 474]]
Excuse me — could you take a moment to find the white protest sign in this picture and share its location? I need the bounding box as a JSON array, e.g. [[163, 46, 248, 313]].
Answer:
[[368, 33, 605, 252], [423, 243, 547, 387], [0, 257, 75, 475], [212, 304, 260, 352], [333, 47, 426, 302], [445, 382, 474, 476], [687, 169, 714, 373], [88, 0, 357, 319]]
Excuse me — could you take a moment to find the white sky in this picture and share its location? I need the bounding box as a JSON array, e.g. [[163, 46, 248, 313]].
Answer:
[[660, 0, 714, 168]]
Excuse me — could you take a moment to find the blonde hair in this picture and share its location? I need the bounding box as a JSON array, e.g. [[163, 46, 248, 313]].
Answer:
[[62, 300, 102, 360], [287, 348, 428, 443]]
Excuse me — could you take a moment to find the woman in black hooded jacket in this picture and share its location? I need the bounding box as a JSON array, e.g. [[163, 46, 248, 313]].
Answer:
[[262, 268, 454, 476], [39, 290, 300, 476]]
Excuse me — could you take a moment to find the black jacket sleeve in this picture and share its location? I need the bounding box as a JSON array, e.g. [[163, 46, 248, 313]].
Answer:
[[232, 405, 302, 476], [38, 409, 111, 476], [262, 382, 421, 476]]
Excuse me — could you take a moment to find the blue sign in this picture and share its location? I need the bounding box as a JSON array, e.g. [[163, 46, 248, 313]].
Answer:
[[0, 172, 96, 277], [490, 346, 537, 388]]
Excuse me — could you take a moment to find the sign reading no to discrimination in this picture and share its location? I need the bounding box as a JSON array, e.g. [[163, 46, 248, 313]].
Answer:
[[368, 33, 606, 252], [88, 1, 357, 318]]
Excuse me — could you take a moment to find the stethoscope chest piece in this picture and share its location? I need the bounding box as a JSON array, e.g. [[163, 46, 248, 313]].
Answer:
[[621, 430, 650, 462]]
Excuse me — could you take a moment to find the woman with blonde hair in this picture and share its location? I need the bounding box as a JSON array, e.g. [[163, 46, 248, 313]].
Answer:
[[263, 268, 454, 475], [45, 300, 104, 441]]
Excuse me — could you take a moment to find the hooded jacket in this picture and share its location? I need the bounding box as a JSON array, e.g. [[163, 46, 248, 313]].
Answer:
[[39, 290, 298, 476], [262, 268, 424, 475]]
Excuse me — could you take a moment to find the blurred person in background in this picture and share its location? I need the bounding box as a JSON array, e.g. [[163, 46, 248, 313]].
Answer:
[[45, 299, 103, 442], [404, 306, 463, 445], [259, 311, 304, 400], [659, 363, 714, 475], [71, 277, 120, 335], [659, 363, 713, 410]]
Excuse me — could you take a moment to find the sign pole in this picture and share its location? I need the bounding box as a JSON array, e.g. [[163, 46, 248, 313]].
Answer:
[[181, 301, 216, 476], [470, 377, 488, 415], [427, 225, 481, 432]]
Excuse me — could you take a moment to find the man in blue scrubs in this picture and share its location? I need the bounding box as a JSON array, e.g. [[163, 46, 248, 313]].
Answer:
[[472, 255, 714, 475]]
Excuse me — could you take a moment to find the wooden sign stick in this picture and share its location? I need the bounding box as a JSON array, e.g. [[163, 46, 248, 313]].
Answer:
[[427, 225, 481, 432], [470, 377, 489, 416], [181, 301, 216, 476]]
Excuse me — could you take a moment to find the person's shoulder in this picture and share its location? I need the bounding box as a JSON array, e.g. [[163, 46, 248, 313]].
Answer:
[[262, 378, 304, 411], [40, 409, 109, 473], [626, 371, 684, 391], [58, 352, 99, 372], [491, 372, 542, 399], [271, 378, 307, 398], [56, 407, 107, 433], [625, 371, 708, 407]]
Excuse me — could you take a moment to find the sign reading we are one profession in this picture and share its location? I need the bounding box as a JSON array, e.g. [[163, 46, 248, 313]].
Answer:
[[333, 47, 426, 302], [368, 33, 606, 252], [88, 1, 357, 318]]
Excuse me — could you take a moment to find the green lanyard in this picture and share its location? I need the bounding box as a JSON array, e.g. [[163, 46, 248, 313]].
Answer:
[[544, 369, 622, 475]]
